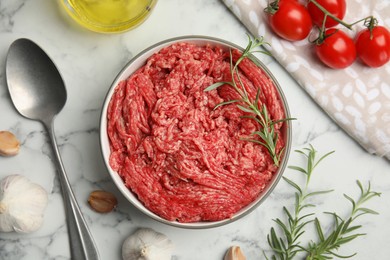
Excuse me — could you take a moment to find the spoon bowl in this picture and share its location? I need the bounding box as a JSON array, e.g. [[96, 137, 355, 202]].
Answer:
[[6, 38, 99, 260], [6, 39, 66, 122]]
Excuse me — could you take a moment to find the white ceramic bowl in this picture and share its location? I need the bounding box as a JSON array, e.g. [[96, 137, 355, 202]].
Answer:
[[100, 36, 292, 229]]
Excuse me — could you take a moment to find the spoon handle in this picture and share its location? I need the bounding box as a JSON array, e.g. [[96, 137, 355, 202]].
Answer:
[[45, 120, 100, 260]]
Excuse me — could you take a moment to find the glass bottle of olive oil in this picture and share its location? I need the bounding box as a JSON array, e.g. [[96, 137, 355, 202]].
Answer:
[[60, 0, 158, 33]]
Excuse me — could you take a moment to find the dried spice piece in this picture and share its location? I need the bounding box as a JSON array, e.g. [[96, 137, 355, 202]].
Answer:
[[88, 190, 118, 213]]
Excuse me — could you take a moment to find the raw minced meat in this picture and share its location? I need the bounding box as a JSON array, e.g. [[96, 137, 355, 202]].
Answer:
[[107, 42, 286, 222]]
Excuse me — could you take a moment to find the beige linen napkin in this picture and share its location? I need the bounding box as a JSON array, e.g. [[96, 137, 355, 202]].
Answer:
[[222, 0, 390, 160]]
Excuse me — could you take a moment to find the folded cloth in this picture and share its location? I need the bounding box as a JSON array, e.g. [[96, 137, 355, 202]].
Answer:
[[222, 0, 390, 160]]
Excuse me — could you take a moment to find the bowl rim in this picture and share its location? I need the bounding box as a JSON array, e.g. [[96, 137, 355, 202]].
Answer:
[[99, 35, 292, 229]]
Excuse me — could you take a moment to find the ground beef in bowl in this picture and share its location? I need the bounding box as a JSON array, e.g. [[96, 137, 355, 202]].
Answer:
[[107, 41, 286, 223]]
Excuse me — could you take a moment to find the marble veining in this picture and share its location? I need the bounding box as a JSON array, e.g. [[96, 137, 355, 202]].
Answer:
[[1, 0, 389, 259]]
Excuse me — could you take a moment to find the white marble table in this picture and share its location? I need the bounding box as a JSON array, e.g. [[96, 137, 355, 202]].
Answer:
[[1, 0, 389, 259]]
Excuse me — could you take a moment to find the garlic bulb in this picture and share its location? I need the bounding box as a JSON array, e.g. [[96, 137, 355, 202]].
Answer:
[[122, 228, 174, 260], [0, 174, 48, 233]]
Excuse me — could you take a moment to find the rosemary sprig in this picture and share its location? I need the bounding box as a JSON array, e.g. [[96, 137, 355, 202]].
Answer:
[[205, 35, 293, 166], [266, 145, 334, 260], [265, 145, 381, 260], [305, 181, 381, 259]]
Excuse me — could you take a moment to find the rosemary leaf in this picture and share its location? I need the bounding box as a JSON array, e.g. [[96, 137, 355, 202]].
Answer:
[[204, 81, 233, 91], [213, 99, 241, 110], [243, 138, 268, 148], [355, 207, 379, 215], [344, 225, 362, 234], [237, 104, 256, 114], [297, 213, 315, 223], [336, 234, 365, 245], [314, 218, 325, 242], [282, 176, 303, 194], [287, 165, 307, 174], [304, 189, 334, 199]]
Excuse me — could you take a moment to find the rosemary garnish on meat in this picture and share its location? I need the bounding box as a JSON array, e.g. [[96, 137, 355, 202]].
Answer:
[[265, 145, 381, 260], [205, 35, 293, 166]]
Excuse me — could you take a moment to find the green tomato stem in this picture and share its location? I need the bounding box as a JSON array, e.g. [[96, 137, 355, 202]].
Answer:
[[264, 0, 281, 15], [309, 0, 377, 32]]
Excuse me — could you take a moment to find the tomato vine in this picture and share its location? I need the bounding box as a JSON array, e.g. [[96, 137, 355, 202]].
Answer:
[[265, 0, 390, 68]]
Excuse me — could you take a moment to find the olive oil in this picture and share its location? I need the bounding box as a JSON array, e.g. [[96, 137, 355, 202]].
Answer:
[[60, 0, 157, 33]]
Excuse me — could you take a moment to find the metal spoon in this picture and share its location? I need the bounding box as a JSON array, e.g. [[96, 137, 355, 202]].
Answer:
[[6, 38, 99, 260]]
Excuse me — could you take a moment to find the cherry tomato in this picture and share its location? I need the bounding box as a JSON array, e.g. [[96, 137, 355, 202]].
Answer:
[[315, 28, 356, 69], [307, 0, 346, 28], [266, 0, 312, 41], [355, 26, 390, 68]]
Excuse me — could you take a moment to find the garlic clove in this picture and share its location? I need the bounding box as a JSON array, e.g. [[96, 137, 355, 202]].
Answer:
[[88, 190, 118, 213], [0, 175, 48, 233], [122, 228, 174, 260], [0, 131, 20, 156], [224, 246, 246, 260]]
